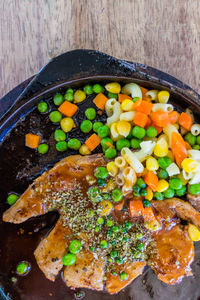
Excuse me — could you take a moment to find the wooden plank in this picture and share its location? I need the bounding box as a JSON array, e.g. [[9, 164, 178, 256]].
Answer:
[[0, 0, 199, 98]]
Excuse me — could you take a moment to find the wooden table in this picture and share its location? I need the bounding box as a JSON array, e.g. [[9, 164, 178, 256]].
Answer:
[[0, 0, 200, 98]]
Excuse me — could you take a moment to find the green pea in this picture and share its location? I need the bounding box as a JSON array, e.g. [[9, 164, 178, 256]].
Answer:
[[137, 242, 144, 251], [197, 136, 200, 145], [115, 257, 123, 265], [193, 145, 200, 150], [37, 101, 48, 113], [56, 141, 68, 152], [101, 137, 113, 150], [146, 126, 157, 138], [16, 261, 30, 275], [100, 240, 108, 249], [106, 219, 113, 227], [88, 187, 102, 203], [108, 92, 118, 99], [93, 122, 103, 133], [154, 192, 164, 201], [120, 272, 128, 281], [133, 184, 140, 194], [102, 193, 110, 200], [116, 139, 130, 151], [132, 126, 146, 139], [97, 125, 110, 138], [136, 178, 146, 189], [49, 111, 62, 123], [93, 84, 104, 94], [64, 93, 74, 102], [7, 194, 19, 205], [140, 188, 148, 197], [38, 144, 49, 154], [105, 148, 117, 159], [176, 186, 187, 197], [62, 253, 76, 266], [112, 225, 120, 233], [80, 120, 93, 133], [169, 178, 183, 190], [69, 240, 82, 254], [68, 139, 81, 150], [184, 132, 196, 146], [158, 156, 172, 169], [85, 108, 96, 120], [94, 167, 108, 179], [54, 129, 66, 142], [97, 217, 104, 225], [97, 178, 106, 186], [163, 187, 175, 198], [110, 250, 118, 258], [188, 184, 200, 195], [143, 199, 151, 207], [157, 169, 168, 179], [53, 93, 64, 106], [83, 84, 93, 95], [125, 221, 132, 230], [95, 226, 100, 232], [130, 138, 141, 149], [111, 189, 123, 202], [66, 88, 74, 94]]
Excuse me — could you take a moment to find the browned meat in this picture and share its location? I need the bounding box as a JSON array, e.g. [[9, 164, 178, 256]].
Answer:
[[64, 250, 105, 291], [187, 193, 200, 212], [105, 261, 146, 294], [150, 225, 194, 285]]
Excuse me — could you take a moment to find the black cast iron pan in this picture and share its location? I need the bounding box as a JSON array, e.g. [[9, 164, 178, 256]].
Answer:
[[0, 50, 200, 300]]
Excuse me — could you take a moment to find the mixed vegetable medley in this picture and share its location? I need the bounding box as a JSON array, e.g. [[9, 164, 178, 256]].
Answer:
[[7, 81, 200, 281]]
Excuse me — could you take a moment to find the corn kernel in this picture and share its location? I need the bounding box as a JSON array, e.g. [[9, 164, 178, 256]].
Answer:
[[145, 187, 153, 201], [79, 144, 91, 155], [154, 137, 168, 157], [60, 117, 75, 132], [144, 219, 161, 231], [110, 122, 119, 141], [105, 82, 121, 94], [74, 90, 86, 103], [158, 90, 170, 104], [181, 158, 198, 173], [188, 223, 200, 241], [157, 179, 169, 192], [107, 161, 118, 177], [121, 99, 134, 111], [177, 173, 188, 185], [117, 121, 131, 137], [98, 200, 113, 216], [146, 156, 159, 171]]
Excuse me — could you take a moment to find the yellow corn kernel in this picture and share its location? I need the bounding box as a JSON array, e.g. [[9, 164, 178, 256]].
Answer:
[[117, 121, 131, 137], [157, 179, 169, 193], [158, 90, 170, 104], [79, 144, 91, 155], [154, 138, 168, 157], [60, 117, 75, 132], [145, 187, 153, 201], [146, 156, 159, 171], [167, 150, 175, 162], [181, 158, 198, 173], [144, 219, 161, 231], [177, 173, 188, 185], [98, 200, 113, 216], [188, 223, 200, 241], [158, 133, 168, 142], [74, 90, 86, 103], [105, 82, 121, 94], [121, 99, 134, 111], [107, 161, 118, 177]]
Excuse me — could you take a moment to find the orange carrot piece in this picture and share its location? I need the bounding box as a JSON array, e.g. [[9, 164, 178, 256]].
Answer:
[[185, 141, 192, 150], [93, 93, 108, 110], [151, 111, 170, 127], [151, 123, 163, 135], [145, 118, 152, 129], [132, 98, 142, 110], [118, 94, 132, 103], [144, 171, 159, 192], [114, 199, 125, 211], [136, 101, 153, 115], [179, 112, 193, 130], [85, 133, 101, 151], [25, 133, 40, 149], [134, 112, 149, 128], [129, 200, 144, 217], [58, 101, 78, 117], [143, 207, 155, 222], [171, 131, 187, 167], [140, 86, 150, 101], [168, 111, 179, 124]]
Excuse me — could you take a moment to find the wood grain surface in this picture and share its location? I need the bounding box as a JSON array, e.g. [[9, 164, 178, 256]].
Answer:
[[0, 0, 200, 98]]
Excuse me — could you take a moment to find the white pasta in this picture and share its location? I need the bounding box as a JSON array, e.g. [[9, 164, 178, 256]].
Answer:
[[188, 150, 200, 161], [191, 124, 200, 136], [189, 171, 200, 184], [115, 156, 127, 168], [152, 103, 173, 112], [107, 102, 121, 126], [110, 123, 121, 141], [116, 172, 125, 186], [140, 141, 156, 155], [121, 147, 144, 173], [182, 169, 193, 180], [134, 151, 149, 162], [145, 90, 158, 101], [123, 167, 137, 186], [121, 83, 142, 98], [105, 98, 117, 117], [185, 108, 194, 121], [166, 163, 180, 176], [122, 184, 133, 195], [163, 124, 178, 147], [120, 111, 136, 121]]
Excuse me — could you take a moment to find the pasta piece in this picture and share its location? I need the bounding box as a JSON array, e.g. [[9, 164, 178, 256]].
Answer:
[[122, 184, 133, 195], [140, 141, 156, 155], [107, 102, 122, 126], [189, 171, 200, 185], [120, 111, 136, 121], [191, 124, 200, 136], [116, 172, 125, 186], [152, 103, 173, 112], [121, 148, 144, 173], [188, 150, 200, 161], [163, 124, 178, 147], [105, 98, 117, 117], [123, 167, 137, 186], [182, 169, 193, 180], [185, 108, 194, 121], [110, 123, 120, 141], [121, 83, 142, 98], [145, 90, 158, 101], [115, 156, 127, 169], [134, 150, 149, 162], [106, 161, 118, 177], [166, 162, 180, 176]]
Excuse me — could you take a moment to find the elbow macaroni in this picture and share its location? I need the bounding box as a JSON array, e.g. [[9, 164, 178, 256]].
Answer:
[[107, 102, 121, 126], [152, 103, 173, 112], [105, 98, 117, 117], [145, 90, 158, 101], [120, 111, 136, 121], [163, 124, 178, 147], [121, 83, 142, 98], [191, 124, 200, 136], [115, 156, 127, 168], [121, 147, 144, 173]]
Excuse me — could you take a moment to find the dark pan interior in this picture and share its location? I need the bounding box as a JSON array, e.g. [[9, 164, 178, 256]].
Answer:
[[0, 50, 200, 300]]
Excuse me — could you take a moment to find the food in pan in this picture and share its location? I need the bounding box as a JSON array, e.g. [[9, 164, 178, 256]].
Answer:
[[3, 81, 200, 294]]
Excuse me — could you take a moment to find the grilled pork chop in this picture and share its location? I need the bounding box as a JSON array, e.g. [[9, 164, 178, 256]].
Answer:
[[187, 193, 200, 212]]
